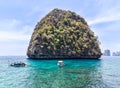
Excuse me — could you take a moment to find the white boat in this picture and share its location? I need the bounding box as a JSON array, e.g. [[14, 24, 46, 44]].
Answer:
[[57, 60, 65, 67]]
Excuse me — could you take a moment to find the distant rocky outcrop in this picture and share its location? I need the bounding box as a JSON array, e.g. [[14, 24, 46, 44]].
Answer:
[[27, 8, 102, 59]]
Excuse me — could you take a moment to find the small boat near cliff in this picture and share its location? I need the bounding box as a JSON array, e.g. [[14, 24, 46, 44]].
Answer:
[[10, 62, 26, 67], [57, 60, 65, 67]]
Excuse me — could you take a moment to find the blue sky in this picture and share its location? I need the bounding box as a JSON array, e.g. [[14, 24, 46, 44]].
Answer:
[[0, 0, 120, 55]]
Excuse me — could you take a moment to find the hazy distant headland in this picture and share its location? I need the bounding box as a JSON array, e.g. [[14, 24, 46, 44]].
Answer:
[[27, 8, 102, 59]]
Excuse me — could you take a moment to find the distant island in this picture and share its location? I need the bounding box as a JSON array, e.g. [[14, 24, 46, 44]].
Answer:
[[27, 8, 102, 59]]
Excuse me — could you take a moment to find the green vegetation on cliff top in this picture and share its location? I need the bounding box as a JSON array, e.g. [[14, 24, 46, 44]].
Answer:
[[27, 8, 102, 58]]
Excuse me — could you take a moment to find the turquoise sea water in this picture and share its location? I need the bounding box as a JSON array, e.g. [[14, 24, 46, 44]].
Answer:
[[0, 56, 120, 88]]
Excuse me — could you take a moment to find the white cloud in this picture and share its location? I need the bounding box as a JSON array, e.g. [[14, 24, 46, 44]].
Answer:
[[0, 19, 20, 31], [0, 31, 31, 41], [0, 19, 33, 55], [88, 14, 120, 25], [86, 0, 120, 25], [0, 19, 34, 41]]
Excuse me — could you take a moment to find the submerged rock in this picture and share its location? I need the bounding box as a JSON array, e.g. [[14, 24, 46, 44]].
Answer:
[[27, 8, 102, 59]]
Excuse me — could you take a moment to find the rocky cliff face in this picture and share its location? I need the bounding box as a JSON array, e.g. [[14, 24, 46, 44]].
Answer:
[[27, 8, 102, 59]]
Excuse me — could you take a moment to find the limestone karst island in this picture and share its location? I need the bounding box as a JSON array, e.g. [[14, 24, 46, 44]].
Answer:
[[27, 8, 102, 59]]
